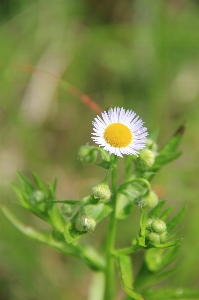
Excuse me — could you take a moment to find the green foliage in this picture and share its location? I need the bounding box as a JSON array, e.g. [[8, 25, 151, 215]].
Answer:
[[1, 124, 195, 300]]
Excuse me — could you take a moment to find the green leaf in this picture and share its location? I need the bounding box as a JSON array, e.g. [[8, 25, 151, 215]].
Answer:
[[116, 194, 135, 219], [118, 179, 149, 200], [117, 255, 145, 300], [159, 124, 185, 154], [145, 247, 179, 273], [135, 263, 177, 290], [64, 203, 112, 243], [148, 201, 166, 219], [0, 205, 105, 271], [152, 152, 182, 170], [116, 179, 149, 220], [166, 205, 187, 233], [32, 172, 46, 191], [96, 160, 111, 169], [140, 209, 147, 238], [17, 172, 34, 194], [159, 206, 173, 221]]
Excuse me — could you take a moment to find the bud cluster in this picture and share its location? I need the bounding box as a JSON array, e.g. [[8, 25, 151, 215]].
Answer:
[[145, 218, 167, 245]]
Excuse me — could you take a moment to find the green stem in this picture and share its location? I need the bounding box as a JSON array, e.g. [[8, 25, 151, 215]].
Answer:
[[103, 155, 118, 300]]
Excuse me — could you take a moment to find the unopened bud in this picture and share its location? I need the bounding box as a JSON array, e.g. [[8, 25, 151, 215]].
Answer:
[[61, 203, 74, 218], [137, 191, 158, 208], [30, 190, 45, 203], [151, 219, 167, 234], [146, 138, 158, 153], [146, 232, 160, 244], [146, 218, 153, 230], [30, 190, 47, 212], [92, 182, 111, 201], [159, 232, 167, 243], [78, 145, 97, 163], [75, 214, 96, 232], [138, 149, 155, 169]]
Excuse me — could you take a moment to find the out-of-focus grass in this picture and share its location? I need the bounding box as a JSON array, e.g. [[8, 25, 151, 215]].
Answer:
[[1, 0, 199, 299]]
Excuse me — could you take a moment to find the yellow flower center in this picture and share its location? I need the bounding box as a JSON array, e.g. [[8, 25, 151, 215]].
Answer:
[[104, 123, 132, 147]]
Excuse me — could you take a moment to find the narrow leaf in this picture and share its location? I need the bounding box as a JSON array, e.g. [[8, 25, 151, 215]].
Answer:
[[148, 201, 166, 219], [167, 205, 187, 233], [159, 206, 173, 221], [117, 255, 145, 300], [32, 173, 45, 191]]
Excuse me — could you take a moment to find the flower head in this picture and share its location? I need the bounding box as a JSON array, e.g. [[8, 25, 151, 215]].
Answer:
[[91, 107, 148, 157]]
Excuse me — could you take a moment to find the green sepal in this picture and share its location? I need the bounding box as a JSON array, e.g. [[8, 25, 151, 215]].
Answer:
[[64, 203, 112, 243], [142, 288, 199, 299], [166, 204, 187, 233], [117, 255, 145, 300]]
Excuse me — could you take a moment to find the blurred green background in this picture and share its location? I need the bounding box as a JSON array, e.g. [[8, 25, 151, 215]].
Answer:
[[0, 0, 199, 299]]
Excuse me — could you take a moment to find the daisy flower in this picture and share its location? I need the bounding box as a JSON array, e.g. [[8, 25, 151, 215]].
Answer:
[[91, 107, 148, 157]]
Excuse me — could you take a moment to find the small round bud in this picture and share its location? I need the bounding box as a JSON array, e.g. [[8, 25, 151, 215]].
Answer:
[[138, 149, 155, 169], [75, 214, 96, 232], [138, 191, 158, 208], [151, 219, 167, 234], [30, 190, 47, 212], [87, 218, 96, 231], [61, 203, 74, 218], [146, 232, 160, 244], [146, 218, 153, 230], [92, 182, 111, 201], [159, 232, 167, 243], [78, 145, 97, 164], [146, 138, 158, 153], [30, 190, 45, 203]]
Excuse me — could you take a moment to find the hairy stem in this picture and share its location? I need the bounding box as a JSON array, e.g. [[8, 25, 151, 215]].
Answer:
[[103, 155, 118, 300]]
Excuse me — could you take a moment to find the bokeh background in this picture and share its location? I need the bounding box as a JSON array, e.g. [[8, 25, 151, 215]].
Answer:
[[0, 0, 199, 299]]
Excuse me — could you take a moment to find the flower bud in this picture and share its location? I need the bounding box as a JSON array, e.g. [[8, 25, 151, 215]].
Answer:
[[146, 232, 160, 244], [138, 149, 155, 169], [61, 203, 74, 218], [75, 214, 96, 232], [92, 182, 111, 201], [151, 219, 167, 234], [137, 191, 158, 208], [146, 218, 153, 230], [30, 190, 46, 203], [146, 138, 158, 153], [30, 190, 47, 212], [159, 232, 167, 243], [78, 145, 97, 164]]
